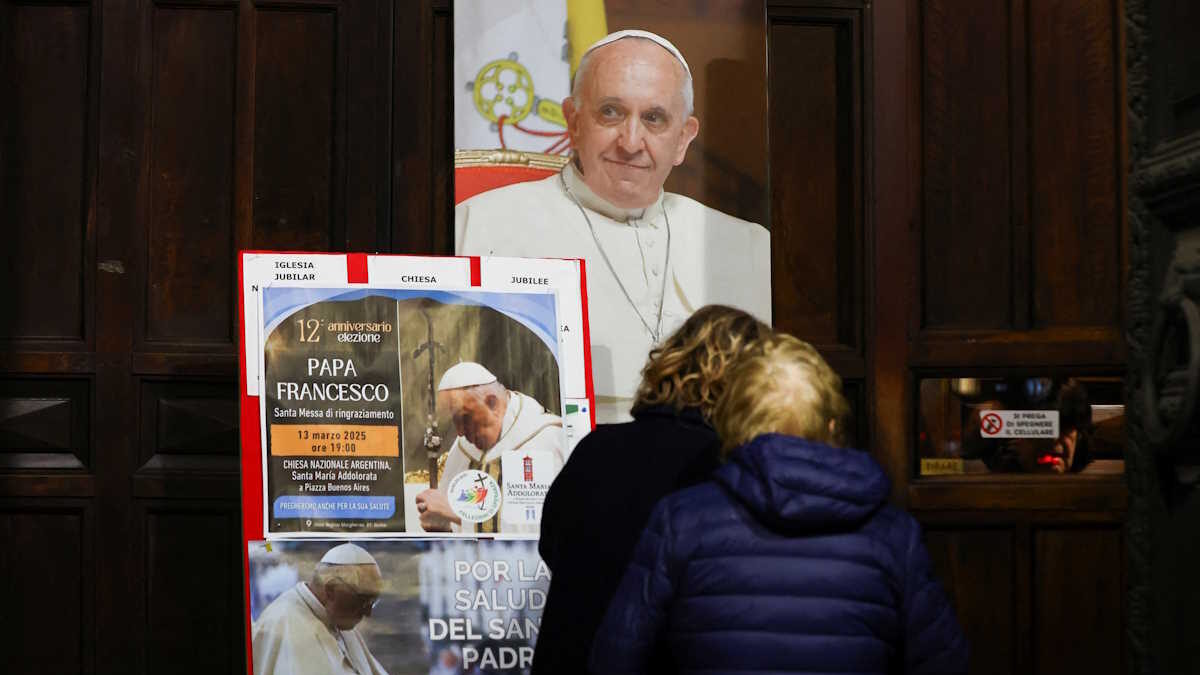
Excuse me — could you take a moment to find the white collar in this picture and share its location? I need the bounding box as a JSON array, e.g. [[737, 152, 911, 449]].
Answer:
[[297, 582, 335, 629], [561, 160, 665, 224]]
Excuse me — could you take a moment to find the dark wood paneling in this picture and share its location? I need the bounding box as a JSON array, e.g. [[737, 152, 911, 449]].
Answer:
[[1166, 0, 1200, 136], [1, 3, 91, 343], [911, 325, 1125, 367], [344, 0, 391, 252], [144, 505, 242, 675], [0, 378, 90, 470], [870, 0, 915, 500], [393, 0, 453, 255], [1029, 0, 1121, 329], [138, 379, 238, 472], [768, 11, 863, 355], [1033, 527, 1123, 675], [0, 505, 91, 674], [910, 476, 1128, 511], [144, 6, 237, 346], [925, 528, 1016, 675], [841, 378, 867, 450], [920, 0, 1014, 330], [252, 8, 337, 251]]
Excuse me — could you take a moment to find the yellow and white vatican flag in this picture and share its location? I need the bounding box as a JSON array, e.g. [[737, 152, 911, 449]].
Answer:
[[454, 0, 606, 154]]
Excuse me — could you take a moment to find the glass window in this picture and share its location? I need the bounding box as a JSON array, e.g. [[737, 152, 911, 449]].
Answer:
[[916, 376, 1124, 477]]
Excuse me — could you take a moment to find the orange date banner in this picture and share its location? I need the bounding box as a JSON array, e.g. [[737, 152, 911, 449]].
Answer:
[[270, 424, 399, 457]]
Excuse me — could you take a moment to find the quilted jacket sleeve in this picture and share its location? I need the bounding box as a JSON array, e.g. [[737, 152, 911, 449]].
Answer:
[[900, 519, 970, 674], [587, 498, 678, 675]]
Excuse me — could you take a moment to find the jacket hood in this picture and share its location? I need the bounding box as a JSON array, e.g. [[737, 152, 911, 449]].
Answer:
[[714, 433, 890, 530]]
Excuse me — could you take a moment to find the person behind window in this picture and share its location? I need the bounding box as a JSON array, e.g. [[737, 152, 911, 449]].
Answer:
[[589, 333, 968, 675], [533, 305, 770, 674]]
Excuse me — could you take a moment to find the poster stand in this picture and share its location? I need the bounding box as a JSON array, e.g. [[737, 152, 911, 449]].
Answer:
[[237, 251, 594, 674]]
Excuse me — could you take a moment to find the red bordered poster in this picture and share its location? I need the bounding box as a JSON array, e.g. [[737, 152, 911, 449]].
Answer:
[[237, 251, 594, 674]]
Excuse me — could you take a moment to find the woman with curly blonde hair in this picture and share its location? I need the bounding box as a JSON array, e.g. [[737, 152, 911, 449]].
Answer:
[[532, 305, 769, 675]]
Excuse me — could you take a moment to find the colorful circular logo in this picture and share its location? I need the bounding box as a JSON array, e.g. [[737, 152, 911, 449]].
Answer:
[[447, 469, 501, 523]]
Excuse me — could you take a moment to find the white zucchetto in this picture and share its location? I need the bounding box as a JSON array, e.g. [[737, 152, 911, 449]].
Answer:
[[581, 29, 690, 76], [318, 543, 377, 566], [437, 362, 498, 391]]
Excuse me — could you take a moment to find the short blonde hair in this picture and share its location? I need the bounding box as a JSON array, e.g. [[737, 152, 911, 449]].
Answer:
[[713, 333, 850, 454], [632, 305, 770, 420]]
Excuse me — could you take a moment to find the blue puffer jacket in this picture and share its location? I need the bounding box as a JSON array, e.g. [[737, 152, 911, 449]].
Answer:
[[589, 433, 968, 674]]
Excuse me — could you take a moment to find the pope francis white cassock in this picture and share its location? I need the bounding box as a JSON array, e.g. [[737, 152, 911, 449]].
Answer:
[[415, 362, 564, 535], [252, 543, 388, 675], [455, 30, 771, 423]]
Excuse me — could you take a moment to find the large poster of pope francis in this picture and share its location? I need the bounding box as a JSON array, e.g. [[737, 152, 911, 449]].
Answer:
[[259, 286, 568, 537]]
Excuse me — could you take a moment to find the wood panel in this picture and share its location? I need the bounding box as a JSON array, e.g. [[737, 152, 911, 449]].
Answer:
[[251, 8, 338, 251], [0, 504, 92, 674], [1165, 0, 1200, 137], [138, 379, 238, 472], [92, 1, 144, 665], [1029, 0, 1121, 329], [393, 0, 453, 255], [143, 505, 242, 675], [925, 528, 1017, 675], [0, 377, 90, 470], [144, 6, 237, 346], [1033, 527, 1123, 675], [4, 1, 395, 672], [0, 2, 92, 344], [768, 7, 864, 358], [920, 0, 1014, 330], [842, 378, 867, 451]]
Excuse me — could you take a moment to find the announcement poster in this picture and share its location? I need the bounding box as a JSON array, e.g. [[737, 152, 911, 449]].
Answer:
[[260, 286, 565, 537], [248, 539, 549, 675], [263, 290, 406, 534]]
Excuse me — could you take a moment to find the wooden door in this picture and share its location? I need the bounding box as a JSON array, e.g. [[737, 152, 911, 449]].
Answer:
[[767, 0, 1129, 672], [0, 1, 421, 672]]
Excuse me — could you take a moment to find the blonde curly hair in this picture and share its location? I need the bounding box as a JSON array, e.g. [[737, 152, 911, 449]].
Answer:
[[713, 333, 850, 455], [632, 305, 771, 420]]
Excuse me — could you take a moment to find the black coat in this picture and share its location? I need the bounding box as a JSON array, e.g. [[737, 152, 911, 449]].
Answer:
[[531, 405, 720, 675]]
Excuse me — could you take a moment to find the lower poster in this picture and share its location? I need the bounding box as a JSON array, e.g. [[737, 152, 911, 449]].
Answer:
[[247, 539, 549, 675]]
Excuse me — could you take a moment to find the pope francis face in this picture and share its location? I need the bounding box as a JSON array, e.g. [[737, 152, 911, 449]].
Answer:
[[439, 386, 506, 450], [563, 38, 700, 210], [321, 565, 382, 630]]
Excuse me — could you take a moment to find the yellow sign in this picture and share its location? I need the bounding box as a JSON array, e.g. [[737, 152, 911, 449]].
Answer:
[[920, 458, 965, 475], [271, 424, 399, 457]]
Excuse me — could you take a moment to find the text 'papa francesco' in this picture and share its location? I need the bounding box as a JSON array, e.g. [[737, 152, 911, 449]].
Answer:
[[274, 358, 391, 402]]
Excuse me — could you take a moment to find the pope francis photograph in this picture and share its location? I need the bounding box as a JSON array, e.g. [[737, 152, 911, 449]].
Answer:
[[414, 361, 565, 535], [456, 29, 772, 424], [252, 543, 390, 675]]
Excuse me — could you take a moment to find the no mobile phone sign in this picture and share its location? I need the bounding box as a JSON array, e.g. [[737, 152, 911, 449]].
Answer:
[[979, 410, 1060, 438]]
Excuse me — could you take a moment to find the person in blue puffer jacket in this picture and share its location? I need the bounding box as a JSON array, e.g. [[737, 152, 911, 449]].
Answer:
[[589, 333, 969, 675]]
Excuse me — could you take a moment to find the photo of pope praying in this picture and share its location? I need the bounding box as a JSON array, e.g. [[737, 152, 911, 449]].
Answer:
[[252, 543, 391, 675], [396, 298, 566, 536]]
